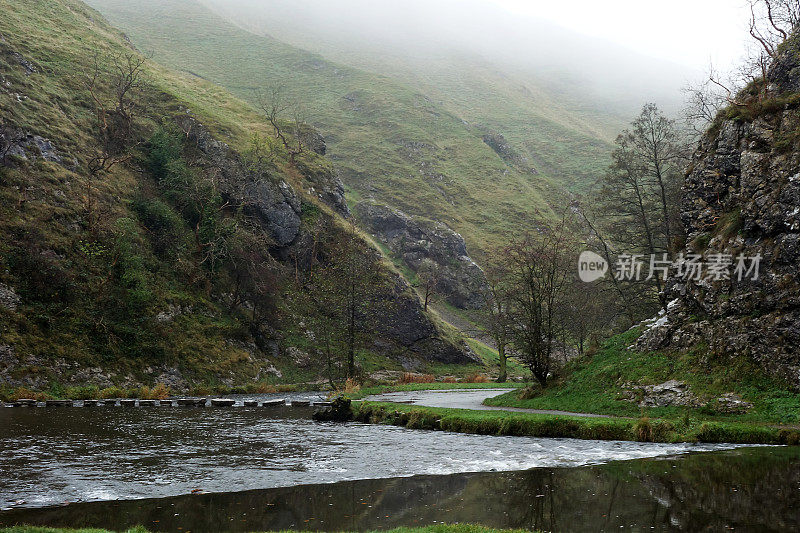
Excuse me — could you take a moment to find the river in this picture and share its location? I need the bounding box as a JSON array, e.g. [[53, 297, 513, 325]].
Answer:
[[0, 390, 797, 531]]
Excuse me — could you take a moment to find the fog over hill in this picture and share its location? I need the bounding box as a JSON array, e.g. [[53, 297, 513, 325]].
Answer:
[[202, 0, 699, 124]]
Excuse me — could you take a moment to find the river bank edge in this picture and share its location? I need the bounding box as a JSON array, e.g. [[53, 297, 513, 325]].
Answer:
[[351, 401, 800, 445]]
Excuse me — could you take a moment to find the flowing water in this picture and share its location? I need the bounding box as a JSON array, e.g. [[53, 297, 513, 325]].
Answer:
[[0, 390, 796, 531]]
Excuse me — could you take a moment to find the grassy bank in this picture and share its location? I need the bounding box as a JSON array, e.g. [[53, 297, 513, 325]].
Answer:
[[484, 329, 800, 426], [1, 525, 532, 533], [354, 401, 800, 445]]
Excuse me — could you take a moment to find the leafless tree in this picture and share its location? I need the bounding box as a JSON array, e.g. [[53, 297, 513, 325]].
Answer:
[[416, 258, 441, 312], [84, 52, 148, 229], [256, 86, 305, 166], [481, 263, 514, 382], [502, 214, 576, 387]]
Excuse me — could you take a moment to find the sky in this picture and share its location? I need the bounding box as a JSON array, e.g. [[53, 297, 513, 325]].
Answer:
[[488, 0, 752, 70]]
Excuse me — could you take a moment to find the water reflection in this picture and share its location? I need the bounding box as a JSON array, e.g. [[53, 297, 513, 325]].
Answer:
[[0, 401, 730, 509], [1, 447, 798, 532]]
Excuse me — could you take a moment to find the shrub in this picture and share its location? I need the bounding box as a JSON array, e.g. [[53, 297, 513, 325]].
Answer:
[[464, 373, 490, 383], [635, 417, 653, 441], [131, 196, 185, 259], [99, 386, 125, 399], [137, 383, 170, 400], [9, 387, 51, 401], [396, 373, 435, 384], [65, 385, 100, 399], [343, 378, 360, 394]]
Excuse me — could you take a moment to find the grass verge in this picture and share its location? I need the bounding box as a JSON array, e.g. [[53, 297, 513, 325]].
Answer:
[[354, 402, 800, 444], [483, 329, 800, 426]]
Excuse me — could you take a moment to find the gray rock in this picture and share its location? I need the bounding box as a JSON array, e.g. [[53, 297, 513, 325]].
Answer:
[[210, 398, 235, 407], [712, 393, 753, 414], [0, 284, 20, 311], [621, 380, 701, 408], [637, 36, 800, 387], [261, 398, 286, 406], [11, 52, 37, 75], [177, 397, 207, 407], [243, 400, 258, 407], [354, 202, 488, 309], [286, 346, 313, 368], [45, 400, 72, 407], [179, 115, 302, 247]]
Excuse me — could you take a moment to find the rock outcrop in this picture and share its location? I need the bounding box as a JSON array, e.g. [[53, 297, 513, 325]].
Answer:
[[179, 115, 302, 247], [354, 202, 488, 309], [638, 35, 800, 387]]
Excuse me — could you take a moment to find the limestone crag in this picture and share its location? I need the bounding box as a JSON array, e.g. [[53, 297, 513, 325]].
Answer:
[[638, 34, 800, 386]]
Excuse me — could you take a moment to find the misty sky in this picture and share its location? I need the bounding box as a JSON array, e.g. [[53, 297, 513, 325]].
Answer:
[[491, 0, 751, 70]]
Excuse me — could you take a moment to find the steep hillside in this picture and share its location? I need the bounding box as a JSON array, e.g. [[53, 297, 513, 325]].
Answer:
[[639, 33, 800, 388], [84, 0, 587, 261], [203, 0, 691, 190], [0, 0, 475, 395]]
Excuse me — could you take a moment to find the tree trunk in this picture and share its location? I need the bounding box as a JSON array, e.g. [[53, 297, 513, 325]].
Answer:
[[496, 342, 507, 383]]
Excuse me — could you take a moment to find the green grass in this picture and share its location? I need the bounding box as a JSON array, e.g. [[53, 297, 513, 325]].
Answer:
[[82, 0, 618, 261], [483, 329, 800, 426], [0, 0, 477, 394], [0, 526, 533, 533], [354, 401, 800, 445]]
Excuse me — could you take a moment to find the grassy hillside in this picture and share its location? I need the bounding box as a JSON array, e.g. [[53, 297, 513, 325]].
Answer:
[[484, 329, 800, 426], [82, 0, 601, 259], [205, 0, 620, 190], [0, 0, 475, 396]]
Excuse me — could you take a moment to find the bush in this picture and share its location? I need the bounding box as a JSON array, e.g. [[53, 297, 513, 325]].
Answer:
[[65, 385, 100, 399], [132, 196, 185, 259], [464, 373, 490, 383], [99, 386, 125, 399], [138, 383, 170, 400], [396, 373, 435, 384], [9, 387, 51, 401], [635, 417, 653, 441]]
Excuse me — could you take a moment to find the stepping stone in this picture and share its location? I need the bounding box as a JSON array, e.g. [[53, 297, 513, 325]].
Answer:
[[312, 401, 333, 407], [83, 400, 98, 407], [177, 398, 207, 407], [261, 399, 286, 407], [243, 400, 258, 407], [159, 400, 173, 406], [290, 399, 311, 407], [210, 398, 235, 407], [45, 400, 72, 407], [17, 399, 37, 407], [138, 400, 156, 407], [120, 399, 136, 407]]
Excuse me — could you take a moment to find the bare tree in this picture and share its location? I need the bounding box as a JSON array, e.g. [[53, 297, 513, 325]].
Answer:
[[311, 218, 383, 383], [84, 53, 148, 229], [502, 214, 576, 387], [416, 258, 441, 312], [748, 0, 800, 59], [256, 86, 305, 166], [482, 263, 514, 382]]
